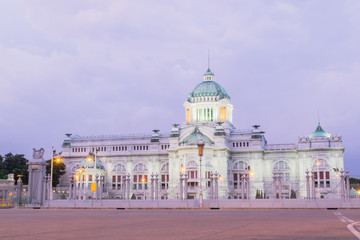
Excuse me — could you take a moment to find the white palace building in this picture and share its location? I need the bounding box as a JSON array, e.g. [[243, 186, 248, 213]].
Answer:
[[60, 68, 345, 200]]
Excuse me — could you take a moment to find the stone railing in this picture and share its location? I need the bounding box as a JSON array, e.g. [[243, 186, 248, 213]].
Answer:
[[265, 144, 297, 151]]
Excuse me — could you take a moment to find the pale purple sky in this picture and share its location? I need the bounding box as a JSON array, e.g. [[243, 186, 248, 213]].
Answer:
[[0, 1, 359, 175]]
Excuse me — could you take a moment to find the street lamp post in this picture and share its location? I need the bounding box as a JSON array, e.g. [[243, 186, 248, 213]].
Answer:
[[197, 138, 205, 208], [50, 148, 61, 200]]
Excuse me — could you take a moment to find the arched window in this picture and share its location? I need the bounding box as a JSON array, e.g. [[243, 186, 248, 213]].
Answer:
[[133, 163, 148, 172], [160, 163, 169, 190], [312, 159, 330, 169], [161, 163, 169, 172], [232, 161, 248, 193], [274, 161, 289, 170], [111, 164, 126, 191], [273, 160, 290, 181], [312, 159, 331, 188], [187, 161, 197, 168], [233, 161, 248, 171], [112, 164, 126, 172]]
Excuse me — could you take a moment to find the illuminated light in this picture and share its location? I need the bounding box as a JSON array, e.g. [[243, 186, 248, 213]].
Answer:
[[249, 171, 254, 176], [335, 173, 339, 178], [186, 109, 190, 122], [87, 156, 93, 162], [24, 193, 27, 196], [55, 157, 61, 163], [180, 166, 185, 173], [141, 178, 145, 183], [53, 190, 55, 192], [220, 107, 226, 121], [218, 176, 223, 181], [9, 192, 13, 197], [316, 161, 320, 166], [75, 175, 79, 180]]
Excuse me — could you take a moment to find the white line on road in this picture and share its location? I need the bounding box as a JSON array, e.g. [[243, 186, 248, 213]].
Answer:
[[333, 211, 360, 239], [347, 222, 360, 240]]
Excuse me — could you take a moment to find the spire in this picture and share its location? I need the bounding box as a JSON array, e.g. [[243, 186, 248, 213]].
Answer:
[[208, 49, 210, 69]]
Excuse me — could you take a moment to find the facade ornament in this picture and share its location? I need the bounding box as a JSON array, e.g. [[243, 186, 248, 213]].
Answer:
[[32, 148, 45, 160]]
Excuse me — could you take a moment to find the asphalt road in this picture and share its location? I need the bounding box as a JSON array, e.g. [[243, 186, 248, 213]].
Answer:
[[0, 209, 359, 240]]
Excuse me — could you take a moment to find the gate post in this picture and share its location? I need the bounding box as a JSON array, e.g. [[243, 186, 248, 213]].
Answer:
[[16, 176, 23, 206], [28, 148, 47, 205]]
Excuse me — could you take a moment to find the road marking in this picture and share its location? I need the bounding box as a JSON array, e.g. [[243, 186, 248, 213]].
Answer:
[[333, 212, 347, 223], [333, 211, 360, 239], [347, 222, 360, 240]]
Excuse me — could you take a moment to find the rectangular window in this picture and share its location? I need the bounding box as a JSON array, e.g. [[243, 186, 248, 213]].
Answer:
[[133, 175, 137, 182], [326, 171, 330, 179], [117, 176, 121, 182], [233, 173, 238, 181], [314, 172, 318, 180], [320, 172, 324, 179], [88, 175, 92, 181], [220, 107, 226, 121], [162, 175, 165, 182], [112, 176, 116, 183]]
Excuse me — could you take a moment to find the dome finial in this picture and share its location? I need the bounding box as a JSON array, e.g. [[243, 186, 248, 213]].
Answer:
[[208, 49, 210, 70]]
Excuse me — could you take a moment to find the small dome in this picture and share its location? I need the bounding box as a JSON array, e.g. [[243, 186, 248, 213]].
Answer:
[[203, 68, 215, 76], [78, 159, 105, 170], [181, 127, 214, 145], [309, 123, 331, 138]]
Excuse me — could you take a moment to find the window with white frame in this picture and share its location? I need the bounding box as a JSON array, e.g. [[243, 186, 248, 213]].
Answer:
[[111, 164, 126, 190], [273, 160, 290, 181], [312, 159, 331, 188], [133, 163, 148, 190], [161, 163, 169, 190], [233, 161, 248, 189]]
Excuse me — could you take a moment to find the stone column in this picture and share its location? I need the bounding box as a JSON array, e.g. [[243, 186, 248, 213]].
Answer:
[[68, 175, 73, 200], [184, 173, 188, 200], [340, 169, 345, 200], [151, 173, 154, 200], [127, 174, 131, 200], [214, 172, 219, 200], [74, 178, 77, 200], [273, 172, 277, 199], [179, 173, 183, 200], [17, 176, 23, 206], [210, 172, 213, 200], [95, 175, 99, 200], [345, 169, 350, 200], [241, 173, 245, 200], [246, 173, 250, 200], [305, 170, 310, 200], [100, 176, 104, 201], [155, 173, 159, 200], [311, 170, 316, 199], [278, 174, 282, 200], [122, 175, 126, 200], [28, 148, 47, 205]]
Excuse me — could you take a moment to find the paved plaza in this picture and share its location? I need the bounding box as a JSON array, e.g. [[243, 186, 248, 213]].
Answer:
[[0, 209, 360, 239]]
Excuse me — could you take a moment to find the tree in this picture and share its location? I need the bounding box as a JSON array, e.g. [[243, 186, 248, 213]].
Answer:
[[46, 159, 66, 187], [0, 153, 28, 184], [350, 177, 360, 184]]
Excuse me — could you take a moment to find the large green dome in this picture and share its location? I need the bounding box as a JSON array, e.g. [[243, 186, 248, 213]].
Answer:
[[189, 81, 230, 99]]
